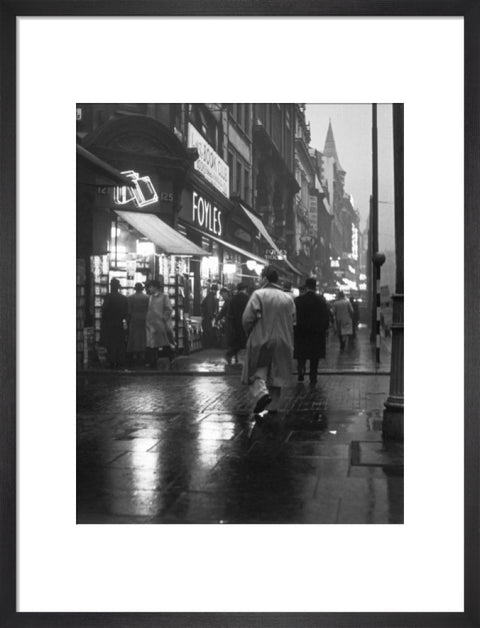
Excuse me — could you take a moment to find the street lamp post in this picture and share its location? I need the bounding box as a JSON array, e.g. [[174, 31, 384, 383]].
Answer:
[[383, 103, 404, 441], [372, 252, 386, 364]]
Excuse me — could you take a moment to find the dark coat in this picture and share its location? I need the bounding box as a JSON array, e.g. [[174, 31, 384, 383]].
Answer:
[[100, 292, 128, 352], [127, 292, 149, 352], [227, 291, 249, 349], [294, 291, 330, 360]]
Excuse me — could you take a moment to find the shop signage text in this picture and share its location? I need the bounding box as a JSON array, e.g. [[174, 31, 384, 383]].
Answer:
[[265, 248, 286, 260], [193, 191, 223, 236], [188, 123, 229, 198]]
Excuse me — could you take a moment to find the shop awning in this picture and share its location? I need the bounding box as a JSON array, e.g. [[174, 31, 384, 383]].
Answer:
[[77, 144, 134, 186], [187, 224, 267, 265], [280, 258, 303, 277], [114, 210, 208, 256], [239, 204, 303, 276]]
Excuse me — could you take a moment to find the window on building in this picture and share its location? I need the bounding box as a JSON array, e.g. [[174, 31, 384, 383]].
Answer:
[[244, 104, 250, 134], [257, 103, 267, 126], [228, 152, 234, 196], [272, 104, 282, 150], [236, 162, 243, 197], [243, 167, 250, 203], [237, 104, 243, 129], [192, 105, 218, 150]]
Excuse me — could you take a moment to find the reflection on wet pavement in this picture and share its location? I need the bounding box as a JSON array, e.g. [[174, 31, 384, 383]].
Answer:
[[80, 326, 391, 376], [77, 373, 403, 524]]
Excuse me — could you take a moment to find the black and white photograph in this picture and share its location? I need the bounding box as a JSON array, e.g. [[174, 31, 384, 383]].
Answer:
[[76, 103, 404, 524], [2, 6, 475, 625]]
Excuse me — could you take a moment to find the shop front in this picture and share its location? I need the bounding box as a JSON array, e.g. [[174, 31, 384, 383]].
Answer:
[[77, 115, 205, 363], [178, 175, 268, 319]]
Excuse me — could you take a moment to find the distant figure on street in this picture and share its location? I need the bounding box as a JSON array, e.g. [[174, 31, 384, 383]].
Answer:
[[215, 287, 232, 350], [242, 266, 296, 416], [294, 277, 330, 384], [146, 280, 174, 368], [100, 278, 128, 369], [349, 297, 360, 339], [224, 282, 249, 365], [332, 290, 354, 353], [126, 282, 149, 365], [201, 284, 219, 348]]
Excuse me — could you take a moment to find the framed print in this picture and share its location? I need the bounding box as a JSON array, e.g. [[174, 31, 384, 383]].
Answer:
[[1, 2, 478, 627]]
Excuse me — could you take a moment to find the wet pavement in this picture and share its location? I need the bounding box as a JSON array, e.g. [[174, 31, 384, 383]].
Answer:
[[80, 325, 391, 376], [77, 330, 403, 524]]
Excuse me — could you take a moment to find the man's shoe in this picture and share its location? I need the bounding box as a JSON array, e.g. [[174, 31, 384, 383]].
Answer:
[[253, 393, 272, 414]]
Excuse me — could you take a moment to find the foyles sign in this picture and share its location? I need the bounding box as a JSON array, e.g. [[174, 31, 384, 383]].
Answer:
[[188, 123, 229, 198], [193, 191, 223, 236]]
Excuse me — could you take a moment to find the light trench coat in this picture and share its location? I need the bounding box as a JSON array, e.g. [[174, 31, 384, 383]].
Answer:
[[332, 297, 354, 336], [146, 292, 173, 348], [241, 283, 296, 387]]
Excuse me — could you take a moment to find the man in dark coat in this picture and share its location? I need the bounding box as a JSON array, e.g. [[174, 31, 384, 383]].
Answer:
[[224, 283, 250, 365], [100, 278, 128, 369], [294, 277, 330, 384]]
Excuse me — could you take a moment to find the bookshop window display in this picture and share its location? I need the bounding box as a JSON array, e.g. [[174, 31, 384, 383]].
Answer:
[[86, 218, 198, 365]]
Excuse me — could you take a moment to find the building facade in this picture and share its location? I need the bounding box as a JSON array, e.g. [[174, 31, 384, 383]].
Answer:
[[317, 120, 361, 292], [76, 103, 310, 364]]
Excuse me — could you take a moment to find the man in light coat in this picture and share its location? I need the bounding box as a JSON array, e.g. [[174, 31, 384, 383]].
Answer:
[[146, 279, 174, 368], [332, 290, 354, 353], [241, 266, 296, 415]]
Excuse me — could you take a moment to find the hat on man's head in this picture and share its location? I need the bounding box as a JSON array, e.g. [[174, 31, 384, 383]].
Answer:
[[134, 282, 144, 291], [110, 278, 120, 288], [305, 277, 317, 290]]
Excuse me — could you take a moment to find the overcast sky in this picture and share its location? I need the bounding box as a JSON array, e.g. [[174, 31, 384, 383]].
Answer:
[[305, 103, 395, 252]]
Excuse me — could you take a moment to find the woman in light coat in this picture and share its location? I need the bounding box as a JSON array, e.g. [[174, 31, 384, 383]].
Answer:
[[241, 267, 295, 415], [146, 280, 174, 368]]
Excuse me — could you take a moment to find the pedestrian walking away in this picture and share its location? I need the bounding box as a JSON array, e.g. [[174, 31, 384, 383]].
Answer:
[[294, 277, 330, 384], [241, 266, 296, 416], [224, 282, 249, 365], [349, 296, 360, 340], [99, 277, 128, 369], [126, 282, 149, 365], [201, 284, 219, 348], [332, 290, 354, 353], [215, 287, 232, 350], [146, 279, 175, 368]]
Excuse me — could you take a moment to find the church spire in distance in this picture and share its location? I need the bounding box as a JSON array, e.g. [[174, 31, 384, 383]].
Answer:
[[324, 119, 345, 173]]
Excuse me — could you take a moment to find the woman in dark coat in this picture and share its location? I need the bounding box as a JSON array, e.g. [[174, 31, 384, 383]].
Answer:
[[100, 278, 128, 369], [294, 277, 330, 384]]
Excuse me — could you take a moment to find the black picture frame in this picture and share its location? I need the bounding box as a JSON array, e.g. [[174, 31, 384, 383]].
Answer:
[[1, 2, 478, 627]]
